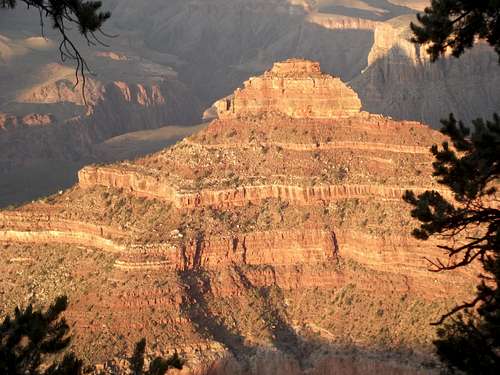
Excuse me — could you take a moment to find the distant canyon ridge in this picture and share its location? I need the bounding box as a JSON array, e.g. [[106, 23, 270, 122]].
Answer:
[[1, 0, 499, 205]]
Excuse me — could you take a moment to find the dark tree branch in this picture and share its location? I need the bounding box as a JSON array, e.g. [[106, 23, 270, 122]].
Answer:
[[1, 0, 111, 104], [404, 111, 500, 372], [431, 295, 484, 326]]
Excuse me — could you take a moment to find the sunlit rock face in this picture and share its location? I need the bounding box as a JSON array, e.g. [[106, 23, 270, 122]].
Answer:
[[116, 0, 498, 128], [0, 59, 478, 373], [2, 1, 499, 208], [214, 59, 361, 119]]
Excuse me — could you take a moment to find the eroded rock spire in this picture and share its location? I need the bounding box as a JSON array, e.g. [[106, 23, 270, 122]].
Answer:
[[214, 58, 362, 119]]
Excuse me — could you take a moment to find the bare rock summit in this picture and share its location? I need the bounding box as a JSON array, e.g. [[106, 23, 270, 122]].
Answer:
[[214, 59, 362, 119]]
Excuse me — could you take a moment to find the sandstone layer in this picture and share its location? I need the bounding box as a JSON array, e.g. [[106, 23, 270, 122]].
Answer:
[[214, 60, 361, 119], [105, 0, 500, 127], [0, 59, 480, 374]]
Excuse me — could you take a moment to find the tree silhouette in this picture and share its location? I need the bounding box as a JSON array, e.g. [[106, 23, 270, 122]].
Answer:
[[404, 115, 500, 373], [129, 338, 184, 375], [408, 3, 500, 373], [0, 295, 83, 374], [0, 1, 111, 100], [411, 0, 500, 62]]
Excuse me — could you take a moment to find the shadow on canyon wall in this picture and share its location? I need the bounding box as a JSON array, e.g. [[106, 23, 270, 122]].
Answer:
[[178, 262, 437, 375], [179, 269, 256, 362], [171, 229, 440, 374], [0, 123, 205, 208], [3, 1, 499, 208], [351, 43, 500, 127], [113, 1, 375, 108], [0, 2, 374, 207], [318, 0, 415, 21]]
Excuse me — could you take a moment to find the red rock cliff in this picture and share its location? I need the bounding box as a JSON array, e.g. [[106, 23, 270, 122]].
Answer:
[[214, 59, 362, 119], [0, 59, 480, 373]]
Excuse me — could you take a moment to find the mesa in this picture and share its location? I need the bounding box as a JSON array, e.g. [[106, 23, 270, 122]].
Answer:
[[0, 59, 477, 374]]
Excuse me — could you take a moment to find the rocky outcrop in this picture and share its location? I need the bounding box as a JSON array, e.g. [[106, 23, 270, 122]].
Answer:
[[0, 28, 204, 203], [183, 138, 431, 154], [0, 208, 473, 297], [4, 0, 499, 183], [105, 0, 500, 129], [0, 78, 201, 175], [0, 59, 481, 372], [305, 12, 379, 31], [78, 165, 450, 208], [214, 60, 361, 119], [17, 73, 104, 106], [87, 79, 200, 140], [0, 210, 125, 237], [109, 0, 375, 106], [0, 112, 54, 130], [352, 15, 500, 127], [0, 229, 123, 253]]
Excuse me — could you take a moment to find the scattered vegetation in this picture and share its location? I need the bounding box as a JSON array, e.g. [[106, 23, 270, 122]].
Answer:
[[409, 2, 500, 372], [404, 115, 500, 373], [0, 295, 82, 374]]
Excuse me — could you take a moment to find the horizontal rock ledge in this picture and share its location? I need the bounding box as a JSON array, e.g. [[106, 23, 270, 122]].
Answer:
[[78, 166, 452, 208]]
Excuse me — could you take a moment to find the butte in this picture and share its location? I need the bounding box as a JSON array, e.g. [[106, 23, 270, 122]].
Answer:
[[0, 59, 477, 374]]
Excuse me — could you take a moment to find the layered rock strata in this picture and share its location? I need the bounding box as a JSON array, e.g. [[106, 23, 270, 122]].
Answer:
[[214, 59, 362, 119], [0, 60, 480, 373], [0, 78, 200, 173]]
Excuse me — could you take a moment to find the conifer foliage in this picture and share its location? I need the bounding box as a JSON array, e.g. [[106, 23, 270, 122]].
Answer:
[[409, 2, 500, 372], [0, 1, 111, 99], [0, 295, 83, 375], [404, 114, 500, 373], [410, 0, 500, 61]]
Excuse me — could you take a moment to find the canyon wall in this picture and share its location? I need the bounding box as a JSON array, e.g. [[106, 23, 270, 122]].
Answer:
[[0, 58, 481, 373], [78, 165, 451, 208], [352, 15, 500, 127], [3, 0, 499, 211], [2, 0, 500, 184], [0, 77, 200, 173], [0, 207, 473, 298], [110, 0, 375, 104], [0, 25, 203, 206], [107, 0, 500, 128]]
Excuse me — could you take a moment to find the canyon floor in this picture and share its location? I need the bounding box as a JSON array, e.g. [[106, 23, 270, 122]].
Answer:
[[0, 60, 480, 374]]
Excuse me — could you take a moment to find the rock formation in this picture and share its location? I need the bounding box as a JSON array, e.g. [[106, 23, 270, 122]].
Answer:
[[0, 60, 481, 374], [105, 0, 500, 128], [351, 14, 500, 127], [0, 27, 203, 206], [3, 0, 500, 208], [0, 69, 201, 174], [214, 59, 361, 119]]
